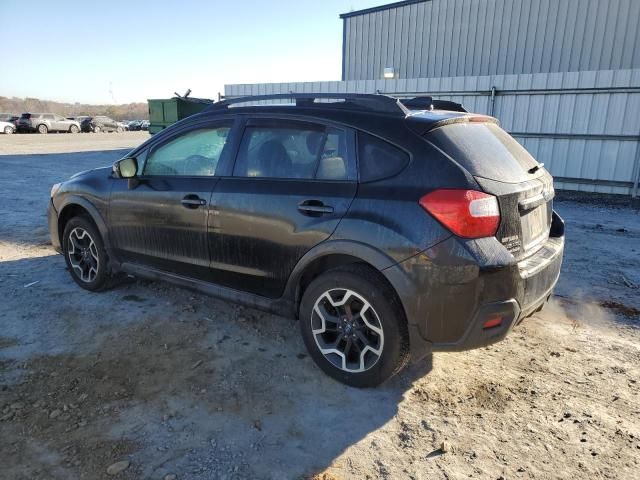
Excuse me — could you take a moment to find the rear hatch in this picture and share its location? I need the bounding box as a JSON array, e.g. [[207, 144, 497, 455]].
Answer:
[[426, 121, 554, 259]]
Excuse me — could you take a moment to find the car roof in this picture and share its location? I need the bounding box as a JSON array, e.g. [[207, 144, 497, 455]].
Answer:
[[200, 93, 485, 133], [201, 103, 473, 134]]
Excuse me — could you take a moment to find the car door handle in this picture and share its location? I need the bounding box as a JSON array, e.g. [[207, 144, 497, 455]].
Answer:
[[181, 195, 207, 209], [298, 200, 334, 216]]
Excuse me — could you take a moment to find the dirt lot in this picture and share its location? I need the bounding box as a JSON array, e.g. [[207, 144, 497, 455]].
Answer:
[[0, 131, 149, 155], [0, 134, 639, 480]]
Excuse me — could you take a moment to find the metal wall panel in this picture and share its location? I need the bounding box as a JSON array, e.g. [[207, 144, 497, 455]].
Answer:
[[225, 69, 640, 197], [341, 0, 640, 81]]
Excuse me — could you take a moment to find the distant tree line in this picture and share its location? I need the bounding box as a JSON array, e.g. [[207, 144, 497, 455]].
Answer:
[[0, 96, 149, 121]]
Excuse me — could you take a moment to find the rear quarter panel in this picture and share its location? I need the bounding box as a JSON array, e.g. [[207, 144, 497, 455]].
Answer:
[[333, 128, 479, 267]]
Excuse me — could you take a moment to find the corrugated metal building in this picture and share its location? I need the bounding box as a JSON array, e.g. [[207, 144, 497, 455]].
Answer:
[[226, 0, 640, 197], [340, 0, 640, 81]]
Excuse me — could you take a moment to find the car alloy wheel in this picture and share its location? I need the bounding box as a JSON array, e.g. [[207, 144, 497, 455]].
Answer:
[[38, 124, 48, 134], [67, 227, 100, 283], [311, 288, 384, 373], [4, 126, 13, 134]]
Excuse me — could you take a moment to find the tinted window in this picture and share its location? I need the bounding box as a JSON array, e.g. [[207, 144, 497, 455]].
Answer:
[[143, 126, 231, 177], [234, 123, 349, 180], [427, 122, 540, 183], [357, 132, 410, 182]]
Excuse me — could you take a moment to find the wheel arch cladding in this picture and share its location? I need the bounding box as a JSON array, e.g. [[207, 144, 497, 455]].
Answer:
[[57, 199, 108, 250], [292, 251, 408, 331]]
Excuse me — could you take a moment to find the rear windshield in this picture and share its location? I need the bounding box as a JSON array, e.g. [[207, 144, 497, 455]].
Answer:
[[427, 123, 540, 183], [20, 113, 31, 119]]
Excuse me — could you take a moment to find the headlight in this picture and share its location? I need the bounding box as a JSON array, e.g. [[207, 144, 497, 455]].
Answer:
[[50, 183, 61, 198]]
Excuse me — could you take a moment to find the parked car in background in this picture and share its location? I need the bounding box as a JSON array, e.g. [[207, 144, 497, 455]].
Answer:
[[80, 116, 123, 133], [0, 120, 16, 134], [17, 113, 80, 134], [47, 93, 564, 387], [140, 120, 150, 131], [0, 113, 19, 126], [118, 121, 129, 131], [128, 120, 142, 131], [67, 116, 90, 124]]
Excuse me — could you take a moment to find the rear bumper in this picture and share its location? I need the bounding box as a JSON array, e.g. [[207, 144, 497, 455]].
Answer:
[[48, 199, 62, 253], [383, 211, 565, 360], [432, 235, 563, 352]]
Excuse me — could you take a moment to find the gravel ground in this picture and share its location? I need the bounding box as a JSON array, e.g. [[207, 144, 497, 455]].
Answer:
[[0, 134, 639, 480], [0, 131, 149, 155]]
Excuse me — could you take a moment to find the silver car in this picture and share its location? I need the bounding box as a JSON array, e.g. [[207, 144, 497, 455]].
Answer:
[[17, 113, 81, 134]]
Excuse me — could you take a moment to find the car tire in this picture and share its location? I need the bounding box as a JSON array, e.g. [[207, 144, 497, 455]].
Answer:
[[37, 124, 48, 134], [299, 264, 409, 388], [62, 216, 110, 291], [69, 125, 79, 133], [94, 126, 101, 133], [116, 127, 123, 133], [4, 126, 14, 134]]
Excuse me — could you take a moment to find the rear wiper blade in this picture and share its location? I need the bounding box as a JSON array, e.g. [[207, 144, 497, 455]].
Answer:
[[528, 162, 544, 174]]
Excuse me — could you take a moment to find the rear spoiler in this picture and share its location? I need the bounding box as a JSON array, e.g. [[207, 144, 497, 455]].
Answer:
[[400, 96, 468, 113]]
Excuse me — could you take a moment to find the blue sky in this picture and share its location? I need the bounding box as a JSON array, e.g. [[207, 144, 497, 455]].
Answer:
[[0, 1, 382, 104]]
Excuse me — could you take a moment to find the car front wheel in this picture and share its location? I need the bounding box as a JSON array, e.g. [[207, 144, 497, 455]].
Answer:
[[3, 126, 14, 134], [69, 125, 79, 133], [37, 124, 48, 134], [299, 265, 409, 388], [62, 216, 110, 291]]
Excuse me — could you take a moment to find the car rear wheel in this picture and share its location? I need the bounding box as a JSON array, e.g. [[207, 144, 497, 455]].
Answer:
[[116, 126, 123, 133], [299, 265, 409, 388], [4, 126, 14, 134], [94, 126, 101, 133], [37, 124, 48, 134], [62, 216, 110, 291], [69, 125, 79, 133]]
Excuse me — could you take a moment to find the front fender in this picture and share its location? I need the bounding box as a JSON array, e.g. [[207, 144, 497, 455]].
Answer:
[[55, 195, 111, 250]]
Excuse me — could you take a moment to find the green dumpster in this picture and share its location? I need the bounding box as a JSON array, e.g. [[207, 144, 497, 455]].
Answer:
[[147, 96, 213, 135]]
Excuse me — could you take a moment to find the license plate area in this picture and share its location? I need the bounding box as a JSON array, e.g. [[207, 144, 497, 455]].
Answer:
[[520, 204, 549, 252]]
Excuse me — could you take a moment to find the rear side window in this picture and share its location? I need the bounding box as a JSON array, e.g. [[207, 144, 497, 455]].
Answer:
[[20, 113, 31, 119], [357, 132, 410, 182], [233, 122, 349, 180], [43, 114, 54, 120], [427, 122, 540, 183]]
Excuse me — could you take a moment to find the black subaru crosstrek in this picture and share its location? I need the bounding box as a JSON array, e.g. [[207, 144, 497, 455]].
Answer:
[[48, 93, 564, 387]]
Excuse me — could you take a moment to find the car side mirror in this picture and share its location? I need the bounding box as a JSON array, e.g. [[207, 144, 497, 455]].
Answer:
[[113, 157, 138, 179]]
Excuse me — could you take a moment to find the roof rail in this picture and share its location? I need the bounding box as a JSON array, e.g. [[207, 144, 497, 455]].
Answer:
[[208, 93, 410, 116]]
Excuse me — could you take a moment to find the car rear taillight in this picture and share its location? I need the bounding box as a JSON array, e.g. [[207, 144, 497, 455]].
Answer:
[[419, 189, 500, 239]]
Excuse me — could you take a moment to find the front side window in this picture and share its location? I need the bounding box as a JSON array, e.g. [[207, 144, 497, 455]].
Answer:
[[143, 126, 231, 177], [233, 122, 349, 180]]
